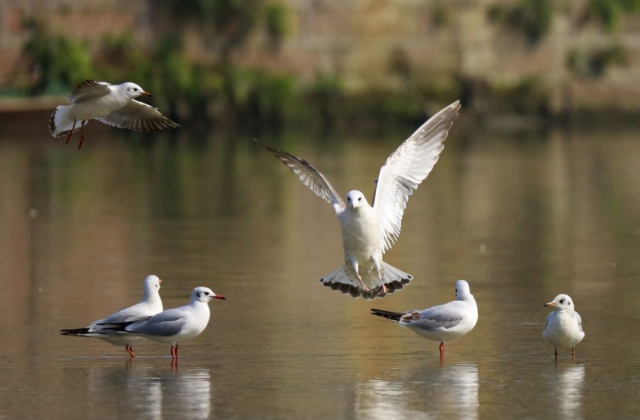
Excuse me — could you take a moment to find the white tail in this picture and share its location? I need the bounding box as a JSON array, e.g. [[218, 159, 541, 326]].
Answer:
[[319, 262, 413, 300], [49, 105, 77, 137]]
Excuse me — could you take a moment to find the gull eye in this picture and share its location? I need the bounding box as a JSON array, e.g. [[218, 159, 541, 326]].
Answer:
[[134, 88, 138, 92], [358, 197, 362, 201]]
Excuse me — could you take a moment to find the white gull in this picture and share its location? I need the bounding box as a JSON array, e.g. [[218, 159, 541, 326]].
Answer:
[[255, 101, 461, 299]]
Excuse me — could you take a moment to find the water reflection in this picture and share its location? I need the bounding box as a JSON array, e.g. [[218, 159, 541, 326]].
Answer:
[[548, 364, 585, 420], [87, 364, 211, 420], [355, 363, 478, 420]]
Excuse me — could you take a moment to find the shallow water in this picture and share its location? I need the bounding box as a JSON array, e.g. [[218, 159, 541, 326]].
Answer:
[[1, 118, 640, 419]]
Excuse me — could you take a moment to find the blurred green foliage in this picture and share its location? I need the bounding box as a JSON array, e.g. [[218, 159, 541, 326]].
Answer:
[[488, 0, 553, 45], [263, 3, 290, 50], [586, 0, 640, 32], [22, 21, 93, 94], [568, 44, 628, 78]]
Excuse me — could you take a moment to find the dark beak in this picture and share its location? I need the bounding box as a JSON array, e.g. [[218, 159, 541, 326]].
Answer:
[[141, 91, 152, 97], [213, 295, 226, 300]]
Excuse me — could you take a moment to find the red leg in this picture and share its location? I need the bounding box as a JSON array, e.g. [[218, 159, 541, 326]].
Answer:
[[65, 119, 77, 145], [78, 120, 86, 150], [439, 341, 444, 360], [126, 344, 136, 358], [555, 348, 558, 358], [175, 343, 179, 359], [170, 345, 176, 360], [571, 346, 576, 360]]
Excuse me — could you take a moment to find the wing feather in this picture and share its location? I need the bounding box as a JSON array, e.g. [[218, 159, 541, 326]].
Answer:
[[254, 140, 346, 215], [372, 101, 461, 253], [68, 80, 112, 103], [127, 308, 186, 337], [96, 100, 180, 133], [401, 302, 465, 330]]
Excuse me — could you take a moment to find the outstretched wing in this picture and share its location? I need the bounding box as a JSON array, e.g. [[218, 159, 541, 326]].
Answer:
[[372, 101, 461, 253], [254, 140, 346, 216], [68, 80, 112, 103], [96, 100, 180, 133]]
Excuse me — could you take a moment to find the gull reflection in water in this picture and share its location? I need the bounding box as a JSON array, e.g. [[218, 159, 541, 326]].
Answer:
[[551, 364, 585, 420], [355, 363, 479, 420], [88, 364, 211, 420]]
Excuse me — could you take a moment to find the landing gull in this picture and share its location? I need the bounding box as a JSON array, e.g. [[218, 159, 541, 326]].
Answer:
[[49, 80, 180, 149], [60, 275, 164, 357], [255, 101, 461, 299], [371, 279, 478, 359], [543, 294, 585, 359]]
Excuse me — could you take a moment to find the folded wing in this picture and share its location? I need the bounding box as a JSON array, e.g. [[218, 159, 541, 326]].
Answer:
[[126, 309, 186, 337], [254, 140, 346, 216], [401, 302, 465, 331], [372, 101, 461, 253]]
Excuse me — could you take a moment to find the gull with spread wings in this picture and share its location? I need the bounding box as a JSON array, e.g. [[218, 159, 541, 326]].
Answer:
[[255, 101, 461, 299], [49, 80, 180, 149]]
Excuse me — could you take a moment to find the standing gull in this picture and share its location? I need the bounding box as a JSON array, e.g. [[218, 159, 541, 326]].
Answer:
[[49, 80, 180, 149], [371, 280, 478, 359], [542, 294, 585, 359], [60, 275, 164, 357], [105, 287, 225, 361], [255, 101, 461, 299]]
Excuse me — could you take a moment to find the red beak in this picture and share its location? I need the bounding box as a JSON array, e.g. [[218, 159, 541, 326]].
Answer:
[[213, 295, 226, 300], [141, 91, 152, 97]]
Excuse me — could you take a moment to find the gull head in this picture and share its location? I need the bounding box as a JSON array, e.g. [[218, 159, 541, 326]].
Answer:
[[346, 190, 368, 210], [192, 287, 226, 304], [455, 280, 473, 301], [544, 294, 574, 311], [142, 274, 162, 299], [120, 82, 152, 99]]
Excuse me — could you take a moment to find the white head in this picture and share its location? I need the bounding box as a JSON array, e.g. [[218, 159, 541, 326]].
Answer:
[[544, 294, 575, 312], [191, 287, 226, 304], [455, 280, 473, 301], [346, 190, 368, 210], [142, 275, 162, 300], [119, 82, 152, 99]]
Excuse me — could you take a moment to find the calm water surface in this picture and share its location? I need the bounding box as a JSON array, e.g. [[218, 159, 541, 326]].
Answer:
[[1, 117, 640, 419]]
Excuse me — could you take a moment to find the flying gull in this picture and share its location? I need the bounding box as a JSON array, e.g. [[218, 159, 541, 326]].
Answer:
[[49, 80, 180, 149], [255, 100, 461, 299], [371, 279, 478, 359], [60, 275, 164, 357]]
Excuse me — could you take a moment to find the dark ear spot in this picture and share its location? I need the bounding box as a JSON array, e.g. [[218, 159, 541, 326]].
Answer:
[[197, 292, 201, 298]]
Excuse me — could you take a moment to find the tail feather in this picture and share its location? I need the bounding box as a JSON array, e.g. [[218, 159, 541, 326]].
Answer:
[[60, 327, 92, 335], [49, 105, 78, 137], [96, 320, 140, 332], [370, 308, 405, 321], [319, 261, 413, 300]]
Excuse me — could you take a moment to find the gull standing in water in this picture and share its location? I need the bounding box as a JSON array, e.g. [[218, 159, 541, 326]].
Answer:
[[49, 80, 180, 149], [60, 275, 164, 357], [255, 101, 461, 299], [371, 280, 478, 359], [543, 294, 585, 359], [106, 287, 225, 361]]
